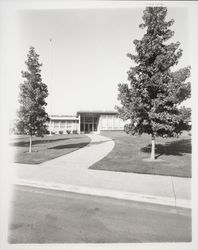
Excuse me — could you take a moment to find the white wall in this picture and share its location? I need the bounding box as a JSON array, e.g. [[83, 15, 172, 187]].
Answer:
[[99, 114, 125, 131]]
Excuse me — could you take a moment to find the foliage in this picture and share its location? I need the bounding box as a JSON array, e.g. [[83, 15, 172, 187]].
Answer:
[[17, 47, 49, 138], [116, 7, 191, 139], [179, 106, 191, 131], [179, 106, 191, 121]]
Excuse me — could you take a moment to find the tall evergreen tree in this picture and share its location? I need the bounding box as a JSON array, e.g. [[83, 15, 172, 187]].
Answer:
[[17, 46, 49, 152], [116, 7, 191, 160]]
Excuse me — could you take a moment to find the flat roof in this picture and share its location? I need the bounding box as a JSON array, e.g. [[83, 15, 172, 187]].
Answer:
[[50, 115, 78, 120], [77, 110, 118, 115]]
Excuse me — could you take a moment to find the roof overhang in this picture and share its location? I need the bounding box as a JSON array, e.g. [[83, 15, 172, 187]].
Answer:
[[77, 110, 118, 116], [50, 115, 78, 121]]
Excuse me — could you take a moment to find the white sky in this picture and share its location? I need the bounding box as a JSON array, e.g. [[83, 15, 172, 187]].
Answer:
[[1, 2, 192, 117]]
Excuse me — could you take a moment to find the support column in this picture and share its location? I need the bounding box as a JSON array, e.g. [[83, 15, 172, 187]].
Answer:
[[92, 116, 94, 132], [98, 116, 101, 134], [84, 116, 85, 133], [78, 115, 81, 134], [49, 117, 52, 135]]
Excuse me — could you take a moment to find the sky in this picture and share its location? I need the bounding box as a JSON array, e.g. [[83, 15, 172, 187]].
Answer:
[[3, 4, 192, 116]]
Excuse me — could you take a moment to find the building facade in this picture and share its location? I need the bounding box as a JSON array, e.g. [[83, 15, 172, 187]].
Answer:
[[48, 111, 125, 134], [77, 111, 125, 133], [47, 115, 80, 134]]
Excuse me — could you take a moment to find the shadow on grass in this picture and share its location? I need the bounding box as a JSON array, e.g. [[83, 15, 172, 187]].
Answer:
[[141, 139, 191, 157], [10, 137, 82, 147], [86, 140, 112, 146], [49, 142, 89, 150]]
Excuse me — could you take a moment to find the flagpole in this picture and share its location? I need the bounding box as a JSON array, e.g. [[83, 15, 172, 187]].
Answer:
[[49, 38, 52, 136]]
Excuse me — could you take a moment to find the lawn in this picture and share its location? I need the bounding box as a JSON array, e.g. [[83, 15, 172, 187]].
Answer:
[[10, 134, 90, 164], [89, 131, 191, 178]]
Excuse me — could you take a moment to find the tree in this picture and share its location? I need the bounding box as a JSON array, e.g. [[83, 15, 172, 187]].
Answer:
[[179, 106, 191, 130], [17, 46, 49, 152], [116, 7, 191, 160]]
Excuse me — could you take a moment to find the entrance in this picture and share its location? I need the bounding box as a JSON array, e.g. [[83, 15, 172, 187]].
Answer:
[[84, 123, 94, 133], [80, 115, 99, 133]]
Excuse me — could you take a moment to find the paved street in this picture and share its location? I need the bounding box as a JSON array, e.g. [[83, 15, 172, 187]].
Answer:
[[8, 185, 191, 243]]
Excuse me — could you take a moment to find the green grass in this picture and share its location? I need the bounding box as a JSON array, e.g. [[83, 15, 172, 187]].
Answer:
[[89, 131, 191, 178], [11, 134, 90, 164]]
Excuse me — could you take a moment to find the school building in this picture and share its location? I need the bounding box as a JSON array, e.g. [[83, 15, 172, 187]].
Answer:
[[48, 110, 125, 134]]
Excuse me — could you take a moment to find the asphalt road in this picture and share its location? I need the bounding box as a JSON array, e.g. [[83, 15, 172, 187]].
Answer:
[[8, 185, 191, 243]]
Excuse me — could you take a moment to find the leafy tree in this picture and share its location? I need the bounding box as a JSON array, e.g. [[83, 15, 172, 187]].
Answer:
[[116, 7, 191, 160], [179, 106, 191, 130], [17, 46, 49, 152]]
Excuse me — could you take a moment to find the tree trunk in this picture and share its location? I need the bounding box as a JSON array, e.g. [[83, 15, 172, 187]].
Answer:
[[151, 134, 155, 160], [29, 135, 32, 153], [49, 119, 52, 136]]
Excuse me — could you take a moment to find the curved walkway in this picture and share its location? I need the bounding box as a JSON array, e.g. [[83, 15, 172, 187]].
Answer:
[[13, 134, 191, 208], [14, 134, 115, 186]]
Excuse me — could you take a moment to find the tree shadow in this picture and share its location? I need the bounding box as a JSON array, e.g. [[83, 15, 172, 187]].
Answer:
[[87, 140, 112, 146], [48, 142, 89, 150], [10, 138, 77, 147], [141, 139, 191, 157]]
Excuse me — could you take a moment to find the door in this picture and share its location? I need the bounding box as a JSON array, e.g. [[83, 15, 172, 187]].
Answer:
[[85, 124, 89, 133], [89, 123, 93, 132]]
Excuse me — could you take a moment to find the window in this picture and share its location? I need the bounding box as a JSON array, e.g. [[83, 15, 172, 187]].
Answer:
[[80, 124, 84, 131], [107, 115, 113, 129], [54, 121, 59, 128], [85, 116, 93, 123], [60, 121, 66, 128], [66, 120, 72, 128]]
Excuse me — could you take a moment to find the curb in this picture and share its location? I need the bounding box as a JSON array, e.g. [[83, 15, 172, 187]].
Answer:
[[14, 179, 191, 209]]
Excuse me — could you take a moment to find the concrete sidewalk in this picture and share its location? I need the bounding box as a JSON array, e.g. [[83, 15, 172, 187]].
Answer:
[[13, 134, 191, 208]]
